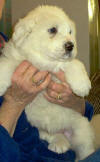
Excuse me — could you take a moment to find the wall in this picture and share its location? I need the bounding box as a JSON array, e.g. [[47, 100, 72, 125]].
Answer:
[[11, 0, 90, 74]]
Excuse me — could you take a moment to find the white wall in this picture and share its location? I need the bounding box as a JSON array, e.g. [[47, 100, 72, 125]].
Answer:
[[11, 0, 90, 74]]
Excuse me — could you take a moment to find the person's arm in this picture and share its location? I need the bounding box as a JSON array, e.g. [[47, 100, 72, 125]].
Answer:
[[0, 60, 51, 136]]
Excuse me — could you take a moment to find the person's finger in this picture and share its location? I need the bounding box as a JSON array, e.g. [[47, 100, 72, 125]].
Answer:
[[44, 92, 64, 104], [48, 80, 72, 93], [21, 71, 49, 92], [48, 81, 66, 93], [32, 71, 49, 83], [36, 74, 51, 92], [53, 70, 66, 82], [12, 61, 31, 83], [62, 82, 72, 93], [46, 89, 58, 99], [47, 89, 70, 99], [14, 60, 32, 76], [22, 65, 38, 82]]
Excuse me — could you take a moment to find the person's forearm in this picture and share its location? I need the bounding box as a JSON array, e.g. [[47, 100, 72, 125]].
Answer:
[[70, 96, 85, 115], [0, 101, 24, 136], [61, 94, 85, 115]]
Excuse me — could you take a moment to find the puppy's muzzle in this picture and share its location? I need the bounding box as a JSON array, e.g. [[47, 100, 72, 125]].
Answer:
[[64, 41, 74, 56]]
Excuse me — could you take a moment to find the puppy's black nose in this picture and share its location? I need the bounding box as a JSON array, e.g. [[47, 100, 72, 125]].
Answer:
[[65, 42, 74, 52]]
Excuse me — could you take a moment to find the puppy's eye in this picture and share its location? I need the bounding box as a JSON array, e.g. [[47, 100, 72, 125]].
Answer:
[[69, 29, 72, 34], [48, 27, 57, 34]]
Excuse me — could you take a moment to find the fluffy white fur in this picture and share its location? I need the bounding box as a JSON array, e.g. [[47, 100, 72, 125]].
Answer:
[[0, 5, 94, 160]]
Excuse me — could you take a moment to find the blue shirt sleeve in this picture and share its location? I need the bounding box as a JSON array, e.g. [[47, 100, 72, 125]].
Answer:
[[0, 125, 20, 162], [0, 32, 9, 42], [84, 101, 94, 121]]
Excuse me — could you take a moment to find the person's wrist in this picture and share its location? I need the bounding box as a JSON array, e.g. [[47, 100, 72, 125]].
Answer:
[[0, 100, 24, 136], [75, 96, 85, 115], [3, 96, 25, 113], [62, 94, 85, 115]]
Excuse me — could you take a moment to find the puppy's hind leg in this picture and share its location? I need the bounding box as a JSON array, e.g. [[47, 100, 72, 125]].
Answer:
[[70, 117, 95, 160], [39, 130, 70, 153]]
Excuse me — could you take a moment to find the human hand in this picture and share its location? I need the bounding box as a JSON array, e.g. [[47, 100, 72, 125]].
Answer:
[[4, 60, 51, 111], [0, 60, 51, 135], [44, 70, 85, 115]]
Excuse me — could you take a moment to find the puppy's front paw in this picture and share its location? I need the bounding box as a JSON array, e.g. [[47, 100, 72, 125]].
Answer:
[[48, 135, 70, 154], [72, 79, 91, 97], [64, 59, 91, 97]]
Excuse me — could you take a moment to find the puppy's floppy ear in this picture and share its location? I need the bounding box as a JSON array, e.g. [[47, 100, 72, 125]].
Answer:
[[12, 18, 34, 46]]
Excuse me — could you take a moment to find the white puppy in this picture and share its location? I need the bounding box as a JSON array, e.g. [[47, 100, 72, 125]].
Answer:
[[0, 6, 94, 160]]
